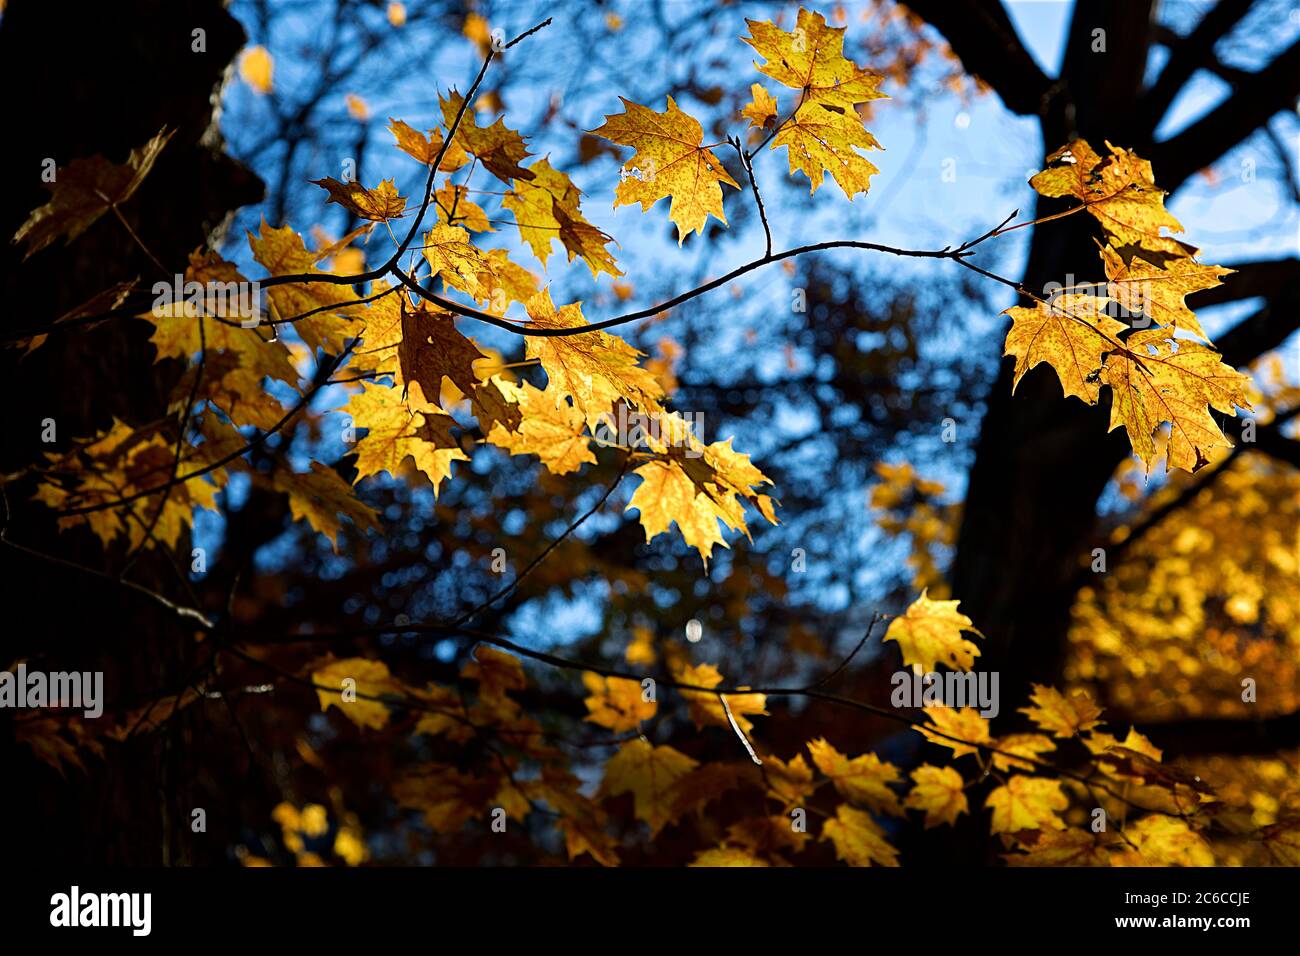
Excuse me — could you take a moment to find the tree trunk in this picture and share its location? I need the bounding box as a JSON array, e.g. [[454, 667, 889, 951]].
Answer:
[[0, 0, 262, 864]]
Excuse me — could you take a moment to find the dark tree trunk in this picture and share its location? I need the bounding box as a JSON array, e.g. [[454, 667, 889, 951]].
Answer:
[[0, 0, 262, 864], [950, 2, 1157, 711]]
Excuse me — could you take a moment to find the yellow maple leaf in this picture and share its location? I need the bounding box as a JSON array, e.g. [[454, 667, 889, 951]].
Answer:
[[590, 96, 740, 243], [526, 769, 621, 867], [313, 177, 406, 221], [883, 588, 983, 672], [485, 381, 595, 476], [1099, 242, 1232, 343], [311, 657, 401, 730], [1030, 139, 1192, 258], [904, 764, 968, 828], [669, 764, 753, 821], [1100, 328, 1251, 473], [807, 737, 903, 814], [742, 83, 778, 129], [689, 846, 770, 867], [503, 158, 621, 277], [986, 775, 1069, 834], [435, 182, 493, 233], [397, 298, 486, 403], [674, 662, 768, 734], [743, 8, 886, 197], [821, 804, 899, 867], [581, 672, 655, 733], [388, 118, 468, 171], [626, 436, 776, 565], [393, 764, 496, 833], [600, 738, 698, 836], [743, 8, 887, 113], [523, 288, 664, 426], [763, 753, 817, 809], [422, 222, 494, 297], [1003, 293, 1128, 404], [272, 461, 381, 551], [991, 733, 1057, 772], [1110, 816, 1214, 866], [1083, 726, 1163, 762], [1005, 827, 1112, 866], [771, 101, 882, 198], [440, 90, 533, 183], [1018, 684, 1103, 739], [918, 705, 990, 758], [14, 128, 172, 259], [248, 219, 371, 352], [342, 381, 467, 494]]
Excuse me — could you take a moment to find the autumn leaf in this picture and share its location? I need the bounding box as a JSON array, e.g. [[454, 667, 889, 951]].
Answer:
[[590, 96, 740, 243], [763, 753, 817, 809], [600, 737, 698, 836], [1006, 828, 1112, 867], [904, 764, 968, 828], [770, 101, 883, 198], [742, 83, 778, 129], [1018, 684, 1102, 739], [674, 662, 768, 734], [985, 775, 1069, 834], [1110, 815, 1214, 867], [440, 90, 534, 183], [808, 737, 903, 814], [463, 646, 528, 705], [1100, 328, 1251, 473], [727, 814, 810, 856], [502, 158, 621, 277], [883, 588, 983, 672], [397, 298, 486, 403], [582, 672, 655, 733], [388, 117, 469, 171], [626, 437, 776, 565], [743, 8, 886, 198], [918, 705, 990, 759], [669, 764, 754, 821], [248, 219, 371, 352], [394, 764, 497, 833], [1031, 139, 1192, 258], [689, 846, 770, 867], [1099, 242, 1232, 343], [821, 804, 899, 867], [421, 223, 495, 297], [13, 128, 173, 259], [312, 177, 407, 222], [312, 657, 403, 730], [1003, 293, 1128, 404], [484, 380, 596, 476], [743, 8, 887, 113], [343, 381, 468, 494], [435, 183, 493, 233], [523, 288, 664, 426], [991, 733, 1057, 773], [272, 461, 381, 551], [33, 418, 219, 551]]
